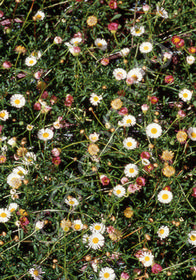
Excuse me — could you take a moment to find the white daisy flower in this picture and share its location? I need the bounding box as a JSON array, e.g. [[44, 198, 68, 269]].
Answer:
[[31, 51, 42, 59], [0, 208, 11, 223], [7, 137, 17, 147], [122, 115, 136, 127], [90, 93, 102, 106], [7, 173, 22, 189], [187, 127, 196, 141], [179, 89, 192, 102], [123, 137, 137, 150], [130, 26, 145, 36], [124, 163, 139, 178], [120, 47, 130, 57], [35, 220, 45, 230], [10, 94, 26, 108], [157, 190, 173, 204], [127, 68, 144, 84], [29, 265, 45, 280], [12, 166, 28, 178], [37, 128, 54, 141], [188, 231, 196, 246], [23, 152, 36, 165], [146, 123, 162, 138], [89, 223, 105, 234], [72, 219, 83, 231], [99, 267, 116, 280], [34, 10, 45, 21], [70, 37, 82, 46], [89, 132, 99, 143], [65, 197, 79, 207], [156, 5, 168, 19], [157, 226, 169, 240], [82, 234, 89, 244], [139, 42, 153, 53], [139, 252, 154, 267], [25, 56, 37, 67], [88, 232, 105, 250], [8, 203, 18, 213], [141, 158, 150, 166], [113, 68, 127, 81], [94, 38, 108, 51], [0, 110, 9, 121], [113, 185, 126, 198], [26, 124, 34, 131], [186, 55, 195, 65]]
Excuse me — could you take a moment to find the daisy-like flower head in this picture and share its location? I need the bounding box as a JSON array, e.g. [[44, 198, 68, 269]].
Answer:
[[10, 94, 26, 108], [89, 222, 105, 234], [7, 173, 22, 189], [126, 68, 144, 84], [162, 164, 175, 177], [176, 130, 187, 143], [120, 48, 130, 57], [94, 38, 108, 51], [25, 56, 37, 67], [72, 219, 83, 231], [0, 208, 11, 223], [179, 89, 192, 102], [70, 37, 82, 46], [157, 226, 169, 240], [99, 267, 116, 280], [0, 110, 9, 121], [186, 55, 195, 65], [156, 5, 168, 19], [111, 98, 123, 110], [161, 150, 174, 161], [8, 203, 18, 213], [89, 132, 99, 143], [29, 265, 45, 280], [122, 115, 136, 127], [65, 196, 79, 207], [23, 152, 36, 165], [35, 220, 45, 230], [130, 26, 145, 36], [139, 42, 153, 53], [124, 163, 139, 178], [123, 137, 137, 150], [34, 10, 45, 21], [188, 230, 196, 246], [37, 128, 54, 141], [113, 185, 126, 198], [157, 190, 173, 204], [87, 15, 98, 27], [12, 166, 28, 178], [146, 123, 162, 138], [187, 127, 196, 141], [113, 68, 127, 81], [139, 252, 154, 267], [88, 232, 105, 250], [90, 93, 102, 106], [27, 124, 34, 131]]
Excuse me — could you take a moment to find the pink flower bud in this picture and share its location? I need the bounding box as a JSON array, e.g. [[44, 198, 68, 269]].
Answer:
[[52, 148, 61, 157], [64, 94, 74, 107], [165, 75, 174, 84], [136, 177, 146, 186], [192, 187, 196, 197], [109, 0, 118, 9], [54, 36, 63, 44], [41, 91, 49, 99], [108, 22, 119, 33], [163, 186, 171, 191], [0, 125, 3, 134], [150, 96, 159, 104], [33, 102, 41, 111], [118, 107, 128, 115], [177, 110, 186, 118], [141, 104, 149, 113], [100, 175, 110, 185], [151, 264, 163, 274], [140, 151, 150, 159], [120, 272, 130, 280], [121, 177, 129, 185], [107, 226, 115, 233], [142, 4, 150, 12], [100, 58, 110, 66], [34, 70, 43, 80], [0, 10, 4, 17], [52, 156, 61, 166], [2, 61, 12, 69]]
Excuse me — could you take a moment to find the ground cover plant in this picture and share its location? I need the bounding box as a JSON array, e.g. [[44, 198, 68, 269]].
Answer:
[[0, 0, 196, 279]]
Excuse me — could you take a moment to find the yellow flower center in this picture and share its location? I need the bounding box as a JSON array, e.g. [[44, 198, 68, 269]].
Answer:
[[151, 128, 157, 134], [103, 272, 110, 278], [190, 235, 196, 241], [144, 46, 149, 51], [174, 37, 180, 44], [74, 224, 81, 230], [92, 237, 99, 244], [144, 256, 150, 262], [183, 93, 188, 98], [127, 142, 132, 147], [69, 200, 75, 205], [159, 229, 164, 235], [17, 171, 24, 176], [0, 112, 6, 118], [97, 43, 103, 47], [131, 74, 138, 80], [0, 212, 7, 218], [93, 96, 99, 101], [191, 132, 196, 138], [42, 132, 49, 138], [129, 168, 134, 173], [36, 14, 42, 19], [116, 189, 121, 195], [33, 270, 39, 276], [94, 225, 101, 230], [29, 59, 35, 65], [162, 194, 169, 200], [126, 119, 132, 124], [135, 29, 141, 34], [14, 99, 20, 105]]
